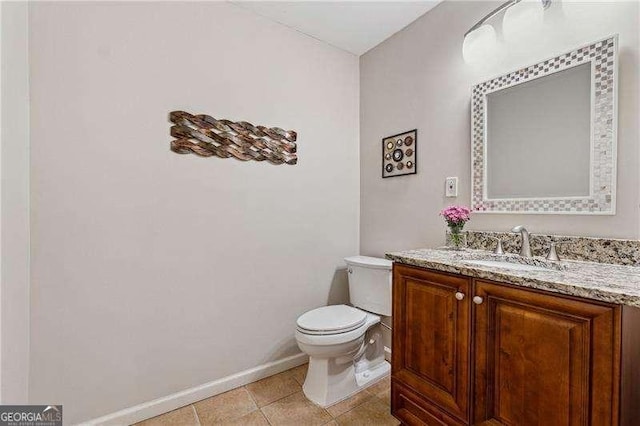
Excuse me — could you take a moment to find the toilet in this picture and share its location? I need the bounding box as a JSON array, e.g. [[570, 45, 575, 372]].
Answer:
[[295, 256, 392, 407]]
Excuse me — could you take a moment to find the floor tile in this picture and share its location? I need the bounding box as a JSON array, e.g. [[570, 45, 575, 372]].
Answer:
[[290, 363, 308, 386], [365, 375, 390, 396], [376, 389, 391, 406], [326, 390, 374, 417], [217, 410, 269, 425], [194, 387, 257, 424], [134, 366, 395, 426], [134, 406, 198, 426], [366, 376, 391, 406], [334, 397, 399, 426], [261, 392, 332, 426], [246, 371, 302, 407]]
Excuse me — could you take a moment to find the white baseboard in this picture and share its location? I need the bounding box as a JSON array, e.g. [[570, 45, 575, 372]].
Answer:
[[80, 352, 308, 426]]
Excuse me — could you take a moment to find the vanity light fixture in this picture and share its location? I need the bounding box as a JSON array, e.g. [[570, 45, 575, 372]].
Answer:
[[463, 0, 551, 63], [462, 24, 498, 64]]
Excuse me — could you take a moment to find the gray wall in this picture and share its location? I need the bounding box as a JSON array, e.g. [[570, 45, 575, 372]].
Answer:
[[360, 1, 640, 257], [28, 3, 359, 423], [1, 1, 30, 404]]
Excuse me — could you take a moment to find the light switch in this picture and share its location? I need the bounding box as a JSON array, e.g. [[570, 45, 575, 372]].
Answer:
[[445, 177, 458, 197]]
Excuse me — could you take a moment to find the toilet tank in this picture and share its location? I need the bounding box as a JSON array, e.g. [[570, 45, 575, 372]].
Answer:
[[344, 256, 392, 316]]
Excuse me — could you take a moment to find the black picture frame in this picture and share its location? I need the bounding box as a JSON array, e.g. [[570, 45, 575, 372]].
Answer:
[[381, 129, 417, 178]]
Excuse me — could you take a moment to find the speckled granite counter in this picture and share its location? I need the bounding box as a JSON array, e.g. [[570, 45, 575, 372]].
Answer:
[[386, 248, 640, 307]]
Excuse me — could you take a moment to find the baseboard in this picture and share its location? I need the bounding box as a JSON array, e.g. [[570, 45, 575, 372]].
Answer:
[[81, 352, 308, 426]]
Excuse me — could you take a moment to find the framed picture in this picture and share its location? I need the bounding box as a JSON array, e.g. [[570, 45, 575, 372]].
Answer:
[[382, 129, 417, 178]]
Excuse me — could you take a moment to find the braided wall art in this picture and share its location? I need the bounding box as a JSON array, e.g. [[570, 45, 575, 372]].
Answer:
[[169, 111, 297, 165]]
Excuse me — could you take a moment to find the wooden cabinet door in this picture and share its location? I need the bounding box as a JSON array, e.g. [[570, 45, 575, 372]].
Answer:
[[392, 264, 471, 424], [473, 280, 620, 426]]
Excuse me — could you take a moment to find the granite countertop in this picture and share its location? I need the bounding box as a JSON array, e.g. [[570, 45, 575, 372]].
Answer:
[[386, 248, 640, 307]]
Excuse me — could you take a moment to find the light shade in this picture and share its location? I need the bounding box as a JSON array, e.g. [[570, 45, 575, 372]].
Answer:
[[503, 0, 544, 42], [462, 24, 498, 64]]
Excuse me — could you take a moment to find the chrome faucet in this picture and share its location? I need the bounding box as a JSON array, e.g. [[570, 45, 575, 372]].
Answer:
[[511, 225, 532, 258]]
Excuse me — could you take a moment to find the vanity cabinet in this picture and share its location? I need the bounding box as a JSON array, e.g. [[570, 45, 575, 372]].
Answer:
[[391, 263, 632, 426], [473, 279, 618, 425], [391, 266, 471, 425]]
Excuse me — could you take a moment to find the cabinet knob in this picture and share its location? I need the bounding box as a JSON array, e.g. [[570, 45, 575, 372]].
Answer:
[[473, 296, 484, 305], [455, 292, 465, 301]]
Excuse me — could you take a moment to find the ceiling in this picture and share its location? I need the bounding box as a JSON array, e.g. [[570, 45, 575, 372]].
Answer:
[[230, 1, 442, 55]]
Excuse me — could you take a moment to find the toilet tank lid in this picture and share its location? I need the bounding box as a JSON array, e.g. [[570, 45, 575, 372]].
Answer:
[[344, 256, 392, 270]]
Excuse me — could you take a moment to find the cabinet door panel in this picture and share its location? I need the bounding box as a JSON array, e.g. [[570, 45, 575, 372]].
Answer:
[[405, 278, 457, 391], [474, 280, 620, 426], [392, 379, 466, 426], [392, 264, 470, 423]]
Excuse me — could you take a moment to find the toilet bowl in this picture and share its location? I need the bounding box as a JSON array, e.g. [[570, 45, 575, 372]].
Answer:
[[295, 256, 392, 407]]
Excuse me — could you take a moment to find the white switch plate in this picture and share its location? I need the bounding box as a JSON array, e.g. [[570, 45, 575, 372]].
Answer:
[[445, 177, 458, 197]]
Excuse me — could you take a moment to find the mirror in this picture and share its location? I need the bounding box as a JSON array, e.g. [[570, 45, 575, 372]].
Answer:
[[471, 36, 618, 214], [486, 63, 591, 199]]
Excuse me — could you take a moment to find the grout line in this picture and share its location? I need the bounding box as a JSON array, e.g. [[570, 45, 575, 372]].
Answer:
[[322, 408, 333, 421], [248, 387, 274, 426], [258, 389, 301, 409], [244, 384, 276, 425], [330, 386, 393, 421], [244, 385, 260, 411], [191, 405, 201, 426], [260, 408, 274, 426], [247, 369, 305, 410]]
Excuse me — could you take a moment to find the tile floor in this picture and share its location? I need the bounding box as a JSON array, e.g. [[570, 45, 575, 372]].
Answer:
[[134, 364, 398, 426]]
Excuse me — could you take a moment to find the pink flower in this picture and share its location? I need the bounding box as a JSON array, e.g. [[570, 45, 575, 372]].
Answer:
[[440, 205, 471, 226]]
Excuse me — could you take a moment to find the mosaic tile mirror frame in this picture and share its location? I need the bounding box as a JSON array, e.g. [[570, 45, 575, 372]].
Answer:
[[471, 35, 618, 214]]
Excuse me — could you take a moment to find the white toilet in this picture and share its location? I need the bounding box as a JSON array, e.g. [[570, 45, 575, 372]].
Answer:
[[295, 256, 392, 407]]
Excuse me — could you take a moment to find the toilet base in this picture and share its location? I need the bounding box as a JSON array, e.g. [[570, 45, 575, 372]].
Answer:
[[297, 313, 390, 407], [302, 358, 390, 407], [355, 359, 390, 389], [301, 322, 391, 409]]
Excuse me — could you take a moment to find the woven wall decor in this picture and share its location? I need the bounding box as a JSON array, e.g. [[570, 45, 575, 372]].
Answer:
[[169, 111, 297, 165]]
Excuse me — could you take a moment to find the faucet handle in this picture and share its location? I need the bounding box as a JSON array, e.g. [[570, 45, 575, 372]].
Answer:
[[489, 236, 504, 255], [546, 241, 570, 261]]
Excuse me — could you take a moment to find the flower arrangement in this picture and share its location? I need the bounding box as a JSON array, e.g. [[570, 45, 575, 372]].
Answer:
[[440, 205, 471, 249]]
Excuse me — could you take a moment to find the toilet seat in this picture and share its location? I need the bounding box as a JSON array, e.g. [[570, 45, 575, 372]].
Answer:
[[295, 311, 380, 347], [296, 305, 367, 335]]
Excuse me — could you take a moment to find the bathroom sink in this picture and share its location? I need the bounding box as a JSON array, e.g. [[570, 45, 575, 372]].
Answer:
[[462, 259, 551, 272]]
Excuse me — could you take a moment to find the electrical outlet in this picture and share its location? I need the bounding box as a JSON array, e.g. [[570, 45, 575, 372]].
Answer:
[[445, 177, 458, 197]]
